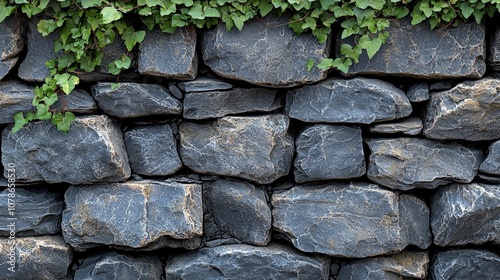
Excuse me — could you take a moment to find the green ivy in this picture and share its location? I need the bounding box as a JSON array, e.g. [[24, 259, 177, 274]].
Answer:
[[1, 0, 499, 133]]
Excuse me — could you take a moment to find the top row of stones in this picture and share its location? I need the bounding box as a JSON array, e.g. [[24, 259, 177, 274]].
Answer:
[[0, 14, 490, 85]]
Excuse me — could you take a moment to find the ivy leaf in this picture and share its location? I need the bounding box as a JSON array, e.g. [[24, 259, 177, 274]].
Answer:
[[317, 58, 334, 70], [460, 2, 474, 19], [306, 59, 314, 71], [52, 112, 76, 133], [81, 0, 101, 9], [37, 19, 57, 36], [0, 6, 16, 23], [12, 112, 28, 134], [355, 0, 385, 10], [259, 1, 273, 17], [366, 37, 382, 59], [101, 6, 122, 24], [205, 7, 221, 18], [122, 27, 146, 51]]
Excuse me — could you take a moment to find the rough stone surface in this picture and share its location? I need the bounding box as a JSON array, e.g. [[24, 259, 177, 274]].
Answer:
[[0, 188, 63, 236], [2, 115, 131, 184], [368, 117, 423, 135], [204, 178, 272, 246], [202, 14, 330, 88], [406, 83, 429, 102], [123, 124, 182, 176], [179, 114, 294, 184], [431, 183, 500, 246], [62, 180, 202, 251], [92, 82, 181, 118], [74, 252, 163, 280], [338, 251, 429, 280], [0, 16, 23, 80], [294, 125, 365, 183], [366, 138, 483, 190], [165, 243, 330, 280], [285, 78, 412, 124], [479, 174, 500, 183], [488, 25, 500, 71], [177, 76, 233, 92], [480, 140, 500, 175], [431, 250, 500, 280], [0, 235, 72, 280], [52, 89, 99, 114], [0, 80, 34, 124], [271, 182, 431, 258], [183, 88, 283, 119], [139, 27, 197, 80], [340, 18, 486, 79], [423, 78, 500, 141]]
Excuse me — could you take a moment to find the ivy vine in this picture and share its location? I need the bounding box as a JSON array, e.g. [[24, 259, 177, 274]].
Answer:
[[0, 0, 499, 133]]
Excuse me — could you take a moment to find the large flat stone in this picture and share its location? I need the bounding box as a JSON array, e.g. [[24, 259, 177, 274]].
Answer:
[[62, 180, 202, 251], [177, 77, 232, 92], [294, 125, 365, 183], [0, 188, 63, 236], [430, 250, 500, 280], [179, 114, 294, 184], [366, 138, 483, 190], [285, 78, 411, 123], [51, 89, 99, 114], [271, 182, 431, 258], [340, 18, 485, 79], [480, 140, 500, 176], [2, 115, 131, 184], [368, 117, 423, 135], [423, 78, 500, 141], [0, 15, 23, 80], [165, 243, 330, 280], [431, 183, 500, 246], [92, 82, 181, 118], [139, 27, 197, 80], [183, 88, 283, 119], [0, 80, 34, 124], [202, 14, 330, 88]]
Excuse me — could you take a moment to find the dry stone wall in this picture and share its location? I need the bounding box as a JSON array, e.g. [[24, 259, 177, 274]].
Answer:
[[0, 14, 499, 280]]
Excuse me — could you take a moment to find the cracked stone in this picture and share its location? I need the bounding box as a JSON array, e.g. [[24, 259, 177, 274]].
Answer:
[[0, 15, 23, 80], [480, 140, 500, 176], [431, 250, 500, 280]]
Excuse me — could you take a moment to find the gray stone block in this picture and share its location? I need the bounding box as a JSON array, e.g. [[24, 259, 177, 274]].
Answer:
[[0, 80, 34, 124], [406, 83, 429, 102], [285, 78, 411, 123], [431, 250, 500, 280], [366, 137, 483, 190], [0, 16, 23, 80], [480, 140, 500, 176], [52, 89, 99, 114], [488, 25, 500, 71], [177, 76, 233, 92], [368, 117, 423, 135]]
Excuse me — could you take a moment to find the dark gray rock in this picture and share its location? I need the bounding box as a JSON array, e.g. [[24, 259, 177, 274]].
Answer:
[[429, 81, 453, 91], [204, 178, 271, 246], [52, 89, 99, 114], [285, 78, 412, 124], [0, 80, 34, 124], [366, 138, 483, 190], [165, 243, 330, 280], [183, 88, 283, 119], [2, 115, 131, 184], [179, 114, 294, 184], [480, 140, 500, 175], [479, 174, 500, 183], [92, 82, 181, 118], [271, 182, 431, 258], [177, 76, 233, 92], [431, 183, 500, 246], [488, 26, 500, 71], [139, 27, 197, 80], [62, 180, 202, 251], [123, 124, 182, 176], [202, 14, 330, 88], [0, 235, 72, 279], [338, 251, 429, 280], [431, 250, 500, 280], [368, 117, 423, 135], [340, 18, 486, 79], [168, 84, 183, 99], [423, 78, 500, 141], [0, 16, 23, 80], [74, 252, 163, 280], [0, 188, 63, 236], [406, 83, 429, 102], [294, 125, 365, 183]]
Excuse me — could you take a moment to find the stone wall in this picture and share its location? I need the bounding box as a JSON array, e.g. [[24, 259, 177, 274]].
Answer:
[[1, 14, 499, 280]]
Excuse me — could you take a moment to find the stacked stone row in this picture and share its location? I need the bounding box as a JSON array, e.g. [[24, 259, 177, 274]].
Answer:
[[0, 14, 499, 280]]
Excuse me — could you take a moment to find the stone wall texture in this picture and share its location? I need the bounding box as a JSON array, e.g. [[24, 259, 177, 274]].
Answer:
[[0, 14, 499, 280]]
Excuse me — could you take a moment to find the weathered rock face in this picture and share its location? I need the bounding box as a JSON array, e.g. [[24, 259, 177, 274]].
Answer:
[[139, 27, 197, 80], [123, 124, 182, 176], [423, 78, 500, 141], [74, 252, 163, 280], [271, 182, 431, 258], [285, 78, 412, 123], [431, 183, 500, 246], [183, 88, 283, 119], [406, 83, 429, 102], [204, 178, 271, 246], [431, 250, 500, 280], [340, 18, 486, 79], [0, 188, 64, 236], [338, 251, 429, 280], [0, 235, 73, 280], [62, 180, 202, 251], [92, 82, 182, 118], [480, 140, 500, 176], [488, 26, 500, 70], [294, 125, 365, 183], [178, 76, 233, 92], [0, 80, 34, 124], [2, 115, 130, 184], [51, 89, 99, 114], [368, 117, 423, 135], [165, 243, 330, 280], [202, 14, 330, 88], [366, 138, 483, 190], [179, 114, 294, 184], [0, 16, 23, 80]]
